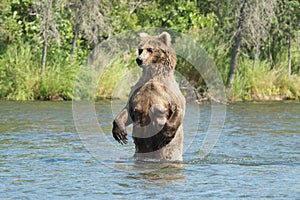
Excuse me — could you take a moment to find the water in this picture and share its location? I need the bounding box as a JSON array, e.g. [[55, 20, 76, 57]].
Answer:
[[0, 101, 299, 199]]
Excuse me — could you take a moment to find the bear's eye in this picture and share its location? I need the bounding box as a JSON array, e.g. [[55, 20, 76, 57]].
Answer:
[[138, 49, 143, 55], [147, 48, 153, 54]]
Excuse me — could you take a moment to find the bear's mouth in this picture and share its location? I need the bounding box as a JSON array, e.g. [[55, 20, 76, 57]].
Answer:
[[136, 58, 143, 66]]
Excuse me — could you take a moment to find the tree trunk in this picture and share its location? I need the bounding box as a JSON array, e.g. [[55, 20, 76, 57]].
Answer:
[[287, 7, 292, 77], [41, 35, 47, 74], [71, 23, 79, 61], [226, 0, 248, 89], [226, 31, 242, 88], [41, 0, 52, 75], [269, 36, 275, 70], [215, 0, 224, 28], [287, 5, 292, 77], [253, 43, 260, 71], [287, 33, 292, 76]]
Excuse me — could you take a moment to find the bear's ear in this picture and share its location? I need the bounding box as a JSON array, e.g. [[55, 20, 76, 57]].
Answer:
[[140, 32, 149, 38], [158, 32, 171, 46]]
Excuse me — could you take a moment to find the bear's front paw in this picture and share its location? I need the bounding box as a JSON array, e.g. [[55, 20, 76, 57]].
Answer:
[[112, 121, 128, 144], [157, 127, 176, 149]]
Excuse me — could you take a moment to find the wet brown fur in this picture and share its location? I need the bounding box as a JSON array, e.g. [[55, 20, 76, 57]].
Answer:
[[112, 32, 185, 161]]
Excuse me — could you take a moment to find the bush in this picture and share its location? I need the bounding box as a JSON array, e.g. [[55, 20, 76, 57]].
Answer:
[[0, 42, 80, 100], [230, 58, 300, 101], [0, 42, 39, 100]]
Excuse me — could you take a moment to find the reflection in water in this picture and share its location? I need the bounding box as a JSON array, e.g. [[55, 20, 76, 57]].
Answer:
[[103, 157, 185, 174], [128, 163, 185, 186]]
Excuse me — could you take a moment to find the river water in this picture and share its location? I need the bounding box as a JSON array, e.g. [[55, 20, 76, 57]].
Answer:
[[0, 101, 299, 199]]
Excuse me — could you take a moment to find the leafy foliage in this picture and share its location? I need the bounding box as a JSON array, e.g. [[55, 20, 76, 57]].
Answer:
[[0, 0, 299, 101]]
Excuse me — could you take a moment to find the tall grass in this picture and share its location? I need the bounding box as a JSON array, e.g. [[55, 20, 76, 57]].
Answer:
[[0, 42, 80, 100], [97, 55, 138, 99], [0, 43, 39, 100], [37, 60, 79, 100], [230, 59, 300, 101], [0, 41, 299, 102]]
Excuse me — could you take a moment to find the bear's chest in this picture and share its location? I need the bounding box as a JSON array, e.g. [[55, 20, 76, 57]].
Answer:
[[128, 82, 171, 127]]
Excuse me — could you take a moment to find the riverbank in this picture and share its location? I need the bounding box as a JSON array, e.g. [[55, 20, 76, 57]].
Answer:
[[0, 44, 299, 102]]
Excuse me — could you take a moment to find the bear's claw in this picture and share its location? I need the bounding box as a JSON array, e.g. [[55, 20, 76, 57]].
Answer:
[[113, 130, 128, 145], [112, 121, 128, 144]]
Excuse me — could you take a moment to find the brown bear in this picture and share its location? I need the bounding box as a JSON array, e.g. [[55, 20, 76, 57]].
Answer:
[[112, 32, 185, 161]]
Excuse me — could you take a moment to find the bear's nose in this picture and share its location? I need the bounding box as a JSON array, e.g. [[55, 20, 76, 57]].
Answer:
[[136, 57, 142, 66]]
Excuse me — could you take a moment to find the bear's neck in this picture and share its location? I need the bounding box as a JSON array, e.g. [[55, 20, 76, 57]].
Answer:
[[141, 66, 174, 82]]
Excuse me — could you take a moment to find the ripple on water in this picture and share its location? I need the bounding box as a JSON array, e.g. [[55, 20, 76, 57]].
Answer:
[[0, 101, 299, 199]]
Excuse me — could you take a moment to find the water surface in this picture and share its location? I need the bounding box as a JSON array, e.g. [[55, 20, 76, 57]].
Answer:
[[0, 101, 299, 199]]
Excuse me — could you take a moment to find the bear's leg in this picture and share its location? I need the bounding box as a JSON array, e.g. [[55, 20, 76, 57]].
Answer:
[[112, 108, 132, 144]]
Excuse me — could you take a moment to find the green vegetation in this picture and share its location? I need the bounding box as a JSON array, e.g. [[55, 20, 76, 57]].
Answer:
[[0, 0, 299, 101]]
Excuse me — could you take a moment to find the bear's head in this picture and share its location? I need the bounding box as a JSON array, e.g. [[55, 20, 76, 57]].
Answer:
[[136, 32, 176, 74]]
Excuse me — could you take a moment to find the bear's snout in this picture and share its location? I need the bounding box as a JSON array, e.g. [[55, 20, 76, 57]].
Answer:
[[136, 57, 143, 66]]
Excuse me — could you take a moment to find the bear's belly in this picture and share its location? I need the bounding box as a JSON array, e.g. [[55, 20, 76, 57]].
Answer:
[[132, 103, 166, 136], [133, 125, 183, 162]]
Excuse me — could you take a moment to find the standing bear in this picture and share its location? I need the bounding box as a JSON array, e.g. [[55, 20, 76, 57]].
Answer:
[[112, 32, 185, 161]]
